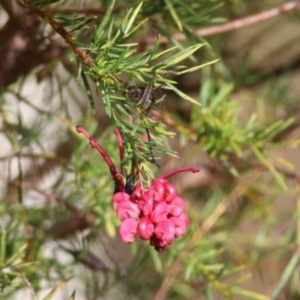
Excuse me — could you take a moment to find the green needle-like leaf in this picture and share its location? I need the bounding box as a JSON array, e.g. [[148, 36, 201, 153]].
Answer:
[[81, 71, 95, 113], [166, 83, 201, 106], [156, 43, 206, 68], [164, 0, 182, 31], [124, 1, 143, 34], [94, 0, 115, 43], [176, 59, 219, 75]]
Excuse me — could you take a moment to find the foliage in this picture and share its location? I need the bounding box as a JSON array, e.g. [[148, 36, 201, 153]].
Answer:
[[1, 0, 300, 299]]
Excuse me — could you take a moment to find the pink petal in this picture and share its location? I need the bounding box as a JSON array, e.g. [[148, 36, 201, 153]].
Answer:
[[179, 213, 190, 228], [116, 201, 140, 221], [162, 182, 176, 203], [169, 216, 188, 238], [168, 196, 185, 217], [138, 193, 154, 216], [130, 184, 143, 203], [119, 218, 139, 243], [148, 180, 165, 202], [112, 192, 130, 210], [154, 219, 175, 246], [151, 202, 169, 224], [139, 216, 154, 240]]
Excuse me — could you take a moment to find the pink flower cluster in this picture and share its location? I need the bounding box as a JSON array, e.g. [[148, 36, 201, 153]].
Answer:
[[76, 125, 199, 252], [114, 177, 190, 252]]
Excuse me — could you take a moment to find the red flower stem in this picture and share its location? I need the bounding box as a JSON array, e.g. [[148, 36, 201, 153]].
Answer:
[[76, 125, 118, 178], [158, 167, 200, 180], [114, 128, 124, 162], [115, 173, 125, 192]]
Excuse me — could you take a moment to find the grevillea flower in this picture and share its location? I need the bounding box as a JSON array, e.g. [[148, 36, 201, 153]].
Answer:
[[112, 192, 130, 209], [148, 180, 165, 202], [139, 216, 154, 240], [138, 193, 154, 216], [161, 181, 176, 203], [168, 196, 185, 217], [116, 200, 140, 221], [151, 202, 169, 224], [154, 219, 175, 246], [169, 214, 189, 238], [119, 218, 139, 243], [76, 125, 200, 251], [130, 184, 143, 203]]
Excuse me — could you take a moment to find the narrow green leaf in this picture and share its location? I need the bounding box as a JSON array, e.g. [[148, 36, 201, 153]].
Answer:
[[151, 46, 179, 61], [211, 83, 233, 110], [172, 282, 196, 298], [245, 114, 257, 132], [230, 273, 252, 286], [185, 263, 195, 281], [124, 17, 149, 38], [275, 156, 295, 169], [102, 83, 112, 118], [176, 59, 219, 75], [149, 248, 162, 272], [115, 104, 132, 119], [251, 145, 287, 190], [270, 252, 300, 299], [166, 83, 200, 106], [81, 71, 95, 113], [149, 35, 161, 61], [158, 44, 206, 69], [233, 287, 268, 300], [164, 0, 182, 31], [166, 43, 206, 66], [124, 2, 143, 34], [156, 24, 198, 62], [107, 18, 114, 41], [109, 48, 130, 72], [221, 265, 246, 277], [94, 0, 115, 42], [0, 230, 6, 264], [70, 17, 96, 34], [258, 120, 285, 140], [6, 244, 27, 264]]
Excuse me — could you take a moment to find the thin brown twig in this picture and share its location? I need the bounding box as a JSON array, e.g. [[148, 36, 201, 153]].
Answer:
[[23, 0, 92, 66], [140, 1, 300, 45], [10, 266, 38, 300], [23, 0, 125, 83]]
